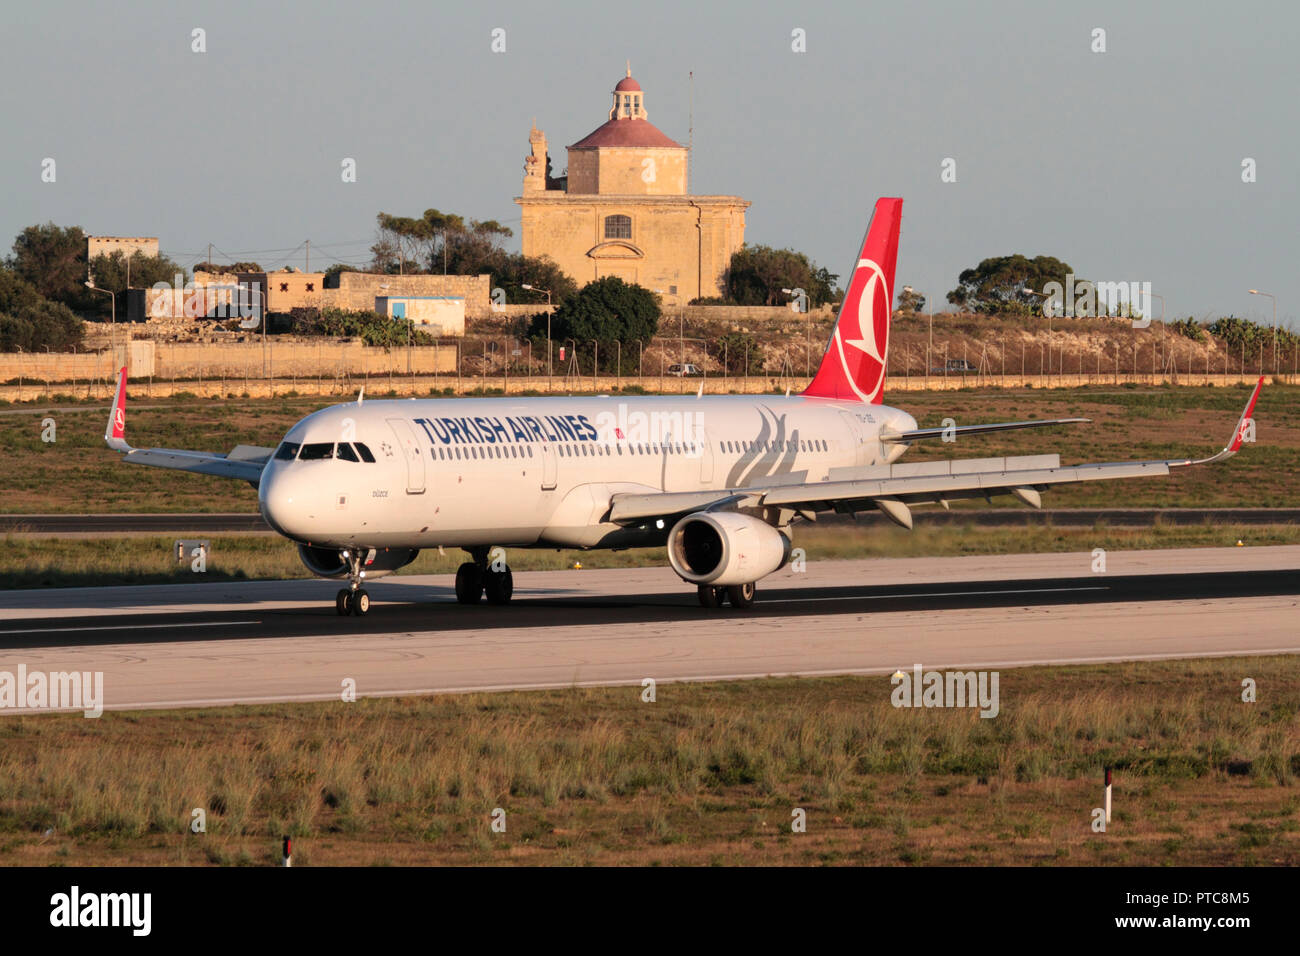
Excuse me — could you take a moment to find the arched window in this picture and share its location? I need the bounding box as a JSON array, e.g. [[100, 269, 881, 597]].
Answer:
[[604, 215, 631, 239]]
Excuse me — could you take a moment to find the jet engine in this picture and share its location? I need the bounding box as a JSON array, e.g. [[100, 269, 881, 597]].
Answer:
[[297, 545, 419, 580], [666, 512, 791, 587]]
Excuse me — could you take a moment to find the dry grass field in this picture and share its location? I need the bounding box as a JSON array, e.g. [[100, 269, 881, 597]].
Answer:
[[0, 658, 1296, 866]]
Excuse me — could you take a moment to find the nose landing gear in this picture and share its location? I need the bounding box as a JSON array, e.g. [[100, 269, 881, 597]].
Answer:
[[335, 548, 371, 616]]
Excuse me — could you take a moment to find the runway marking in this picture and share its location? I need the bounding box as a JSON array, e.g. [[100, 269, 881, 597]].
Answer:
[[769, 585, 1110, 603], [0, 620, 261, 636]]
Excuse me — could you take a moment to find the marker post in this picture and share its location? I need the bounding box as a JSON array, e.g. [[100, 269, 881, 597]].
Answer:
[[1104, 768, 1112, 824]]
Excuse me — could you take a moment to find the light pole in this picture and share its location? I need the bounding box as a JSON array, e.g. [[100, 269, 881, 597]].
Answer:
[[1248, 289, 1276, 372], [903, 285, 931, 381], [84, 280, 116, 363], [1023, 287, 1053, 377], [782, 287, 811, 377], [522, 283, 553, 391], [1146, 293, 1164, 322]]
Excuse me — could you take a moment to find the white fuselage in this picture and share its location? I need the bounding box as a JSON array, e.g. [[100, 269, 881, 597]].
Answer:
[[257, 394, 917, 551]]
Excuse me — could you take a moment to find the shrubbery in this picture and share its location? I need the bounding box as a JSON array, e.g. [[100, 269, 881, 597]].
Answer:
[[0, 267, 84, 352], [288, 307, 434, 348]]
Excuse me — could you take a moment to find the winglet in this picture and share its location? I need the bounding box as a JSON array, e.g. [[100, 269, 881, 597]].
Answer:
[[105, 366, 131, 452], [1226, 376, 1265, 454], [1173, 376, 1264, 467]]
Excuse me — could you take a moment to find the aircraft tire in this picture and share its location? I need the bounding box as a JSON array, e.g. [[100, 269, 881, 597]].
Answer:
[[484, 567, 514, 605], [455, 562, 484, 604], [726, 582, 756, 609]]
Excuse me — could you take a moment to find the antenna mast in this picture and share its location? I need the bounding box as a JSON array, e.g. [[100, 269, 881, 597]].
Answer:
[[687, 71, 694, 194]]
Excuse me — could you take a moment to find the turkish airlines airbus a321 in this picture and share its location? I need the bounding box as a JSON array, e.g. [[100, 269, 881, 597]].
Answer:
[[104, 198, 1264, 615]]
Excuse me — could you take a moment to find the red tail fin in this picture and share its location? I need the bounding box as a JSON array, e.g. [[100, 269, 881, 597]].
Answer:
[[803, 197, 902, 403]]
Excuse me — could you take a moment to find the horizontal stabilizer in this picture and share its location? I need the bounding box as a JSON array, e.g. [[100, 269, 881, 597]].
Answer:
[[880, 418, 1090, 443]]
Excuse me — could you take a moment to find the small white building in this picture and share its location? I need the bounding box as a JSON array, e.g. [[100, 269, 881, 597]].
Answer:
[[374, 295, 466, 336]]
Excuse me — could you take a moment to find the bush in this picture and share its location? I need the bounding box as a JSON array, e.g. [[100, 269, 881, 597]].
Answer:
[[290, 307, 432, 348], [0, 300, 84, 352]]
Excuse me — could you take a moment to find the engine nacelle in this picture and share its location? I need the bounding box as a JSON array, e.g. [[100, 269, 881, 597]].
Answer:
[[666, 512, 791, 587], [297, 545, 419, 580]]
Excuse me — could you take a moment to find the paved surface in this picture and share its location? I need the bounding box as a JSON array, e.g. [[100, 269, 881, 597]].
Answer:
[[0, 547, 1296, 713], [3, 509, 1298, 534]]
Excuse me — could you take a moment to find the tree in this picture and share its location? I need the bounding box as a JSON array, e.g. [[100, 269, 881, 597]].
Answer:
[[493, 254, 577, 308], [323, 264, 361, 287], [946, 255, 1074, 314], [896, 287, 926, 313], [0, 266, 43, 314], [717, 332, 762, 374], [8, 223, 91, 309], [194, 261, 263, 274], [0, 264, 85, 352], [531, 276, 660, 369], [86, 251, 187, 306], [725, 245, 839, 307]]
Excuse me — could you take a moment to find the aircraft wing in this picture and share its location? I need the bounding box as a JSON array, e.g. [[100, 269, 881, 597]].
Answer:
[[104, 367, 274, 486], [609, 377, 1264, 529]]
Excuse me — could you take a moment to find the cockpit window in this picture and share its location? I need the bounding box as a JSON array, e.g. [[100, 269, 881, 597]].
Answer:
[[299, 442, 335, 461], [274, 441, 301, 461], [336, 442, 359, 463], [355, 442, 376, 463]]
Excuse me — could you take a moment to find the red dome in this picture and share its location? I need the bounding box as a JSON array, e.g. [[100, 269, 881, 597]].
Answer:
[[614, 76, 641, 92], [569, 118, 682, 150]]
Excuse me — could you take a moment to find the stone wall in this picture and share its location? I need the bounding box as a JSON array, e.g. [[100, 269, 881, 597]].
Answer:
[[328, 273, 493, 318]]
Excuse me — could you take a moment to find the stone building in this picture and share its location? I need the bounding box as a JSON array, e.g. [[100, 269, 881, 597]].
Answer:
[[516, 67, 749, 304], [87, 236, 159, 260]]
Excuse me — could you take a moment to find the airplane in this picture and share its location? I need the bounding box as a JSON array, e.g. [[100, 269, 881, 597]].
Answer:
[[103, 197, 1265, 616]]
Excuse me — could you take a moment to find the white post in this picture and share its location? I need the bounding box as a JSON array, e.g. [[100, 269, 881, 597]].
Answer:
[[1104, 768, 1112, 824]]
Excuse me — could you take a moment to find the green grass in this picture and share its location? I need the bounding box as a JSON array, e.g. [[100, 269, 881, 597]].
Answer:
[[2, 657, 1297, 865]]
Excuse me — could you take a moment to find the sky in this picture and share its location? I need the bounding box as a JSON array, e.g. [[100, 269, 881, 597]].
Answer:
[[2, 0, 1295, 326]]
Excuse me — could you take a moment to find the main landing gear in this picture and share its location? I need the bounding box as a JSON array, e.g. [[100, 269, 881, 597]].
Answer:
[[697, 582, 756, 609], [456, 547, 514, 605], [335, 549, 371, 616]]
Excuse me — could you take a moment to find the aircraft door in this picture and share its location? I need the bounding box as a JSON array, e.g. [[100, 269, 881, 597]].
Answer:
[[698, 428, 715, 485], [386, 418, 426, 494], [540, 442, 557, 490]]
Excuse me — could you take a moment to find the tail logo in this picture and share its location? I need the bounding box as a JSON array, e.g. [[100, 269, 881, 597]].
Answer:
[[834, 258, 891, 403], [114, 408, 125, 433]]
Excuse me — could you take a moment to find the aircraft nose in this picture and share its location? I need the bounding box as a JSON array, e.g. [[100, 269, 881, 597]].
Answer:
[[259, 464, 304, 539]]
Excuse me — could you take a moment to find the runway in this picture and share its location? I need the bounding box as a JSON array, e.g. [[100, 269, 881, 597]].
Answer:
[[0, 546, 1296, 713], [3, 508, 1299, 534]]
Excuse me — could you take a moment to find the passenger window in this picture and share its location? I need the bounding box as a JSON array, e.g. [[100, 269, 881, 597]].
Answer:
[[274, 441, 301, 461], [355, 442, 376, 463], [336, 443, 360, 463]]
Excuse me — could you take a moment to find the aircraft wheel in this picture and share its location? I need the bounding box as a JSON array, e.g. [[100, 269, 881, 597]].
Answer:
[[726, 582, 756, 609], [353, 588, 371, 616], [455, 562, 484, 604], [697, 585, 725, 608], [336, 589, 351, 616], [484, 567, 514, 605]]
